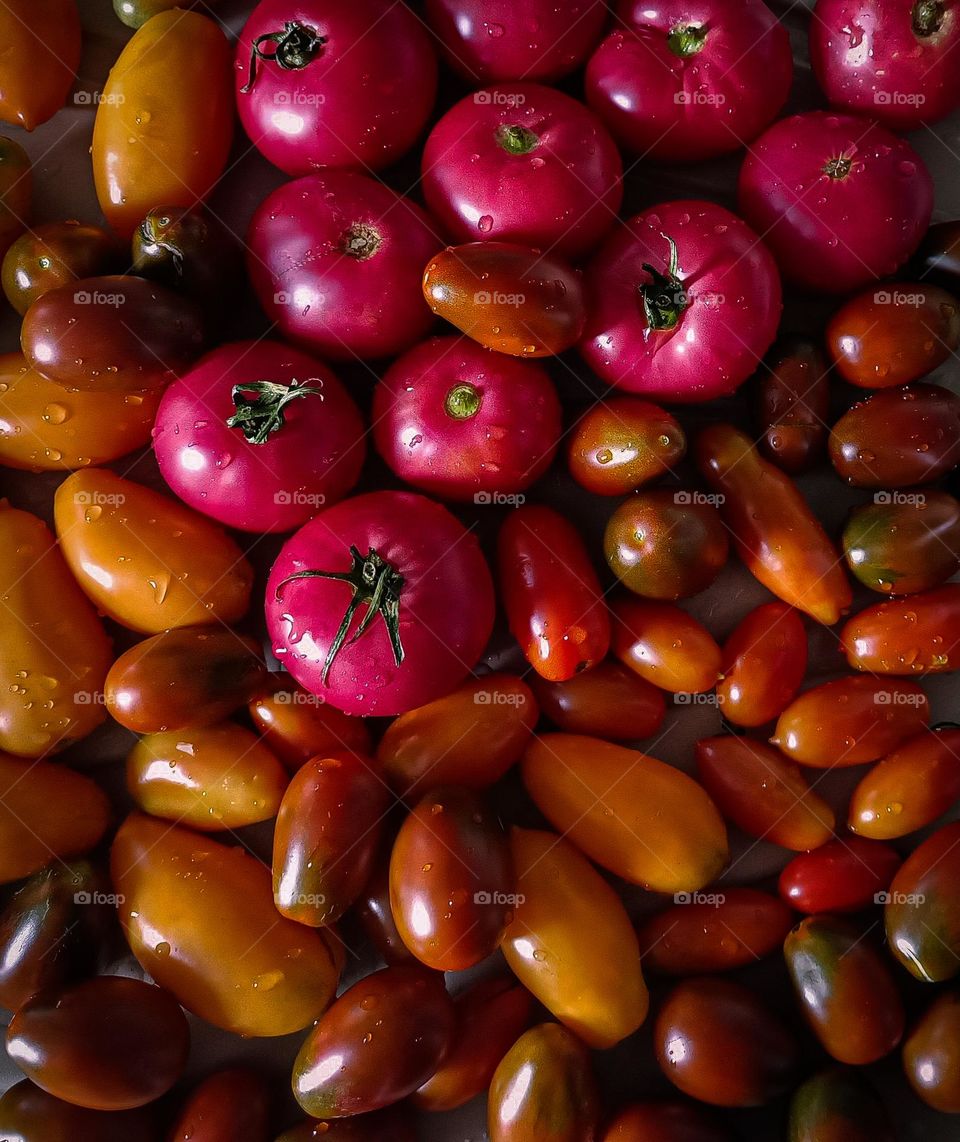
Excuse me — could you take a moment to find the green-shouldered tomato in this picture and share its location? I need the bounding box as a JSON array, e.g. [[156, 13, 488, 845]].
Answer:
[[903, 990, 960, 1113], [788, 1068, 893, 1142]]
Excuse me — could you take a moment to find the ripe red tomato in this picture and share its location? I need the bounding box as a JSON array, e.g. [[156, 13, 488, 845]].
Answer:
[[579, 200, 781, 402], [0, 0, 80, 131], [586, 0, 792, 162], [421, 84, 622, 261], [235, 0, 437, 174], [811, 0, 960, 130], [738, 112, 933, 294], [154, 340, 365, 532], [372, 335, 560, 503], [246, 171, 441, 362], [778, 837, 901, 914], [266, 491, 495, 715]]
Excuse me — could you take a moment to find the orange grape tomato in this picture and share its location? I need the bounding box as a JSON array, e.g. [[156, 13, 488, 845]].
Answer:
[[248, 677, 372, 771], [717, 602, 807, 727], [611, 594, 722, 693], [0, 0, 80, 131], [529, 658, 665, 741], [566, 397, 686, 495]]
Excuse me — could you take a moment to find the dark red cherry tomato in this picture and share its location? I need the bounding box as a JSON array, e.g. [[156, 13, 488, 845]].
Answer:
[[0, 0, 80, 131], [788, 1068, 894, 1142], [754, 335, 830, 473], [248, 677, 372, 770], [778, 838, 902, 914], [567, 397, 686, 496], [0, 1081, 160, 1142], [530, 659, 665, 741], [611, 595, 722, 694], [717, 603, 808, 727], [903, 991, 960, 1113], [603, 1102, 732, 1142], [353, 847, 416, 966], [841, 584, 960, 674], [2, 221, 117, 315], [166, 1068, 270, 1142]]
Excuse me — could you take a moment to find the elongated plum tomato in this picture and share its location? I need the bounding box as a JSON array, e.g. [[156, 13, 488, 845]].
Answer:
[[903, 991, 960, 1113], [154, 340, 365, 533], [0, 1081, 160, 1142], [754, 336, 830, 474], [778, 838, 901, 913], [422, 84, 622, 261], [530, 659, 666, 741], [717, 602, 808, 727], [567, 397, 686, 495], [93, 11, 233, 239], [235, 0, 437, 175], [840, 583, 960, 674], [811, 0, 960, 130], [372, 335, 560, 502], [579, 201, 782, 401], [0, 0, 80, 131], [165, 1069, 270, 1142], [247, 171, 440, 362], [266, 491, 495, 716], [2, 221, 118, 315], [248, 677, 372, 770], [788, 1068, 895, 1142], [611, 594, 722, 694], [738, 112, 933, 294], [586, 0, 792, 162], [0, 504, 112, 757]]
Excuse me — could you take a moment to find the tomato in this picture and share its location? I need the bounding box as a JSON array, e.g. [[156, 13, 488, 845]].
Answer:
[[127, 723, 288, 831], [579, 201, 781, 402], [696, 424, 852, 625], [830, 382, 960, 488], [717, 603, 807, 728], [778, 838, 901, 914], [810, 0, 960, 130], [567, 397, 686, 496], [488, 1023, 600, 1142], [7, 977, 189, 1110], [903, 991, 960, 1113], [0, 503, 112, 757], [884, 821, 960, 982], [276, 1109, 416, 1141], [788, 1068, 894, 1142], [914, 219, 960, 289], [22, 275, 205, 394], [167, 1069, 270, 1142], [0, 138, 31, 261], [422, 84, 621, 261], [849, 727, 960, 839], [114, 0, 221, 28], [502, 829, 647, 1049], [841, 584, 960, 674], [424, 0, 606, 82], [55, 470, 253, 634], [247, 172, 440, 362], [754, 336, 830, 474], [654, 978, 799, 1107], [530, 659, 665, 741], [248, 678, 372, 771], [413, 976, 533, 1112], [695, 736, 835, 851], [377, 673, 537, 797], [266, 491, 495, 716], [637, 889, 794, 976], [154, 340, 366, 532], [498, 505, 610, 681], [610, 595, 722, 694], [586, 0, 791, 162], [93, 11, 233, 238], [738, 112, 933, 294], [522, 734, 728, 893], [424, 242, 586, 357], [603, 1103, 732, 1142], [273, 752, 388, 925], [785, 915, 905, 1064], [605, 490, 728, 600], [2, 222, 117, 315], [292, 964, 454, 1117], [0, 1081, 160, 1142], [235, 0, 436, 175], [0, 0, 79, 130], [353, 851, 416, 966]]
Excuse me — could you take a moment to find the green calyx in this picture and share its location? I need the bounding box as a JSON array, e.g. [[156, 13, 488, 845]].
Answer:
[[240, 21, 326, 94], [913, 1, 945, 36], [668, 22, 709, 57], [226, 378, 324, 444], [495, 124, 541, 155], [444, 382, 482, 420], [823, 155, 853, 179], [640, 233, 688, 332]]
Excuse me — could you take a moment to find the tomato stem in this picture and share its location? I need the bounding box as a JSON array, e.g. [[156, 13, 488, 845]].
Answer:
[[668, 23, 708, 57], [495, 125, 541, 155], [240, 21, 326, 94], [913, 1, 945, 36], [639, 233, 688, 332], [340, 223, 382, 260], [275, 546, 405, 685], [823, 155, 853, 179], [444, 382, 482, 419], [226, 378, 324, 444]]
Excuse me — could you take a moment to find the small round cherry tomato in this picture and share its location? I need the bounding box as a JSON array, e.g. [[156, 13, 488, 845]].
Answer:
[[754, 335, 830, 474], [530, 659, 665, 741], [248, 678, 371, 770], [717, 602, 808, 728], [0, 0, 80, 131], [0, 1080, 160, 1141], [841, 584, 960, 674], [611, 595, 722, 694], [778, 838, 902, 913], [423, 242, 586, 357], [498, 504, 610, 681], [903, 991, 960, 1113], [785, 915, 905, 1064], [567, 397, 686, 496], [603, 1102, 732, 1142], [2, 222, 117, 315], [166, 1068, 270, 1142], [788, 1068, 894, 1142], [654, 977, 800, 1107], [0, 137, 31, 261]]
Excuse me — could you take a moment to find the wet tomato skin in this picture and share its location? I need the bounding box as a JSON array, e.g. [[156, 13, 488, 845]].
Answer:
[[390, 787, 513, 971], [166, 1068, 271, 1142], [2, 222, 117, 315], [841, 584, 960, 674], [654, 977, 800, 1107], [903, 991, 960, 1113], [0, 0, 80, 131], [754, 335, 830, 474], [0, 138, 31, 262], [788, 1068, 894, 1142], [784, 915, 905, 1064], [248, 678, 372, 771], [772, 676, 930, 767], [292, 964, 455, 1118], [276, 1108, 417, 1141], [602, 1102, 733, 1142], [716, 602, 808, 728], [567, 397, 686, 496], [778, 838, 902, 914], [353, 852, 416, 966], [611, 595, 722, 694], [530, 659, 665, 741], [498, 504, 610, 681], [0, 1080, 161, 1142]]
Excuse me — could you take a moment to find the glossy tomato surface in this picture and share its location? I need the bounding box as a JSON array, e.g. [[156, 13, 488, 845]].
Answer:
[[903, 991, 960, 1113], [716, 602, 808, 727], [754, 335, 830, 474], [166, 1068, 271, 1142], [1, 221, 117, 315], [248, 677, 372, 770], [0, 1081, 160, 1142], [611, 595, 722, 693], [778, 838, 901, 914], [840, 584, 960, 674], [530, 659, 665, 741], [567, 397, 686, 495], [788, 1068, 894, 1142], [0, 0, 80, 131]]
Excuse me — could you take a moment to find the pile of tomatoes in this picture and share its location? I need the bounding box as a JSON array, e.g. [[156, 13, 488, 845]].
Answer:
[[1, 0, 960, 1138]]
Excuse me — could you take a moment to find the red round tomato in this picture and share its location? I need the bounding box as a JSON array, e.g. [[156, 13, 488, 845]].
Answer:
[[586, 0, 792, 162], [235, 0, 437, 174], [738, 112, 933, 294], [154, 340, 365, 532], [265, 491, 495, 715], [246, 171, 441, 361], [579, 200, 781, 402], [372, 335, 560, 503], [421, 84, 622, 261], [811, 0, 960, 131]]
